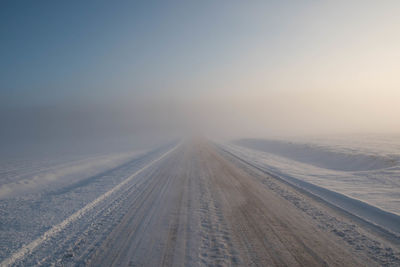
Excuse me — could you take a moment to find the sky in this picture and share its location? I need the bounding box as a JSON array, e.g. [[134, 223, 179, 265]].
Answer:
[[1, 1, 400, 151]]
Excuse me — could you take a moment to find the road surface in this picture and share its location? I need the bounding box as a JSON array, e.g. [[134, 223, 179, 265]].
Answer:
[[3, 140, 400, 266], [88, 140, 400, 266]]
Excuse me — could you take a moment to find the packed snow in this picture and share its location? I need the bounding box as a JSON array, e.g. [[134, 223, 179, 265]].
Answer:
[[0, 150, 147, 199], [221, 134, 400, 217], [1, 138, 399, 266], [0, 141, 176, 264]]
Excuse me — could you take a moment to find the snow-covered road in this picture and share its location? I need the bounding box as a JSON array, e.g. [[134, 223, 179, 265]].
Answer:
[[219, 144, 400, 236], [1, 140, 400, 266]]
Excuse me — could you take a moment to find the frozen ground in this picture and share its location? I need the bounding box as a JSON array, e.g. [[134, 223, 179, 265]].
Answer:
[[223, 134, 400, 217], [1, 139, 399, 266], [0, 150, 147, 199], [0, 142, 176, 265]]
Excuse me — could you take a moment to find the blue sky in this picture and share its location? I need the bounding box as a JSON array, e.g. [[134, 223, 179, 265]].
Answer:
[[1, 1, 306, 107], [1, 1, 168, 106]]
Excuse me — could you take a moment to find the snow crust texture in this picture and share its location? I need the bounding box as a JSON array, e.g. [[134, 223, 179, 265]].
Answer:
[[1, 139, 399, 266], [230, 136, 400, 217]]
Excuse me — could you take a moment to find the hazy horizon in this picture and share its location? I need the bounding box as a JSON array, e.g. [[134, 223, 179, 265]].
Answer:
[[2, 2, 400, 265], [1, 1, 400, 151]]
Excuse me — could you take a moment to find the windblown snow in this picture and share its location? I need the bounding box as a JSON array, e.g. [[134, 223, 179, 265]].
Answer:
[[0, 142, 175, 264], [0, 136, 399, 266], [0, 150, 146, 199], [223, 134, 400, 216]]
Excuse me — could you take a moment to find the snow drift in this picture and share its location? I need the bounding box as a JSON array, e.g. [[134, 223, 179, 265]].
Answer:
[[235, 139, 397, 172]]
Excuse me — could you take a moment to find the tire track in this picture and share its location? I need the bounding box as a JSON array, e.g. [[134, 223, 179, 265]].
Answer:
[[0, 143, 180, 267], [20, 140, 400, 266], [215, 143, 400, 266], [199, 142, 366, 266]]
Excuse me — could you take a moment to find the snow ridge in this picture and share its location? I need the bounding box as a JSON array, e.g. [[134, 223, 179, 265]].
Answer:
[[0, 143, 180, 267]]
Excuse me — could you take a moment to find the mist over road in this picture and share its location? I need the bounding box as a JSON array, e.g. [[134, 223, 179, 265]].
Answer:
[[3, 2, 400, 266]]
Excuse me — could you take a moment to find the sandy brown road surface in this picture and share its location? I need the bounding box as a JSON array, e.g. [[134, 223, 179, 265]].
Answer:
[[88, 140, 400, 266]]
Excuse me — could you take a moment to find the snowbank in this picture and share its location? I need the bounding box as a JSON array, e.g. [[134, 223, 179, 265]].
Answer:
[[0, 150, 145, 199], [225, 136, 400, 216], [235, 139, 397, 171]]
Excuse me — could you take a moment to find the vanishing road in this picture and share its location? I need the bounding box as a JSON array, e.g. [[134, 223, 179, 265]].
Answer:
[[4, 140, 400, 266]]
